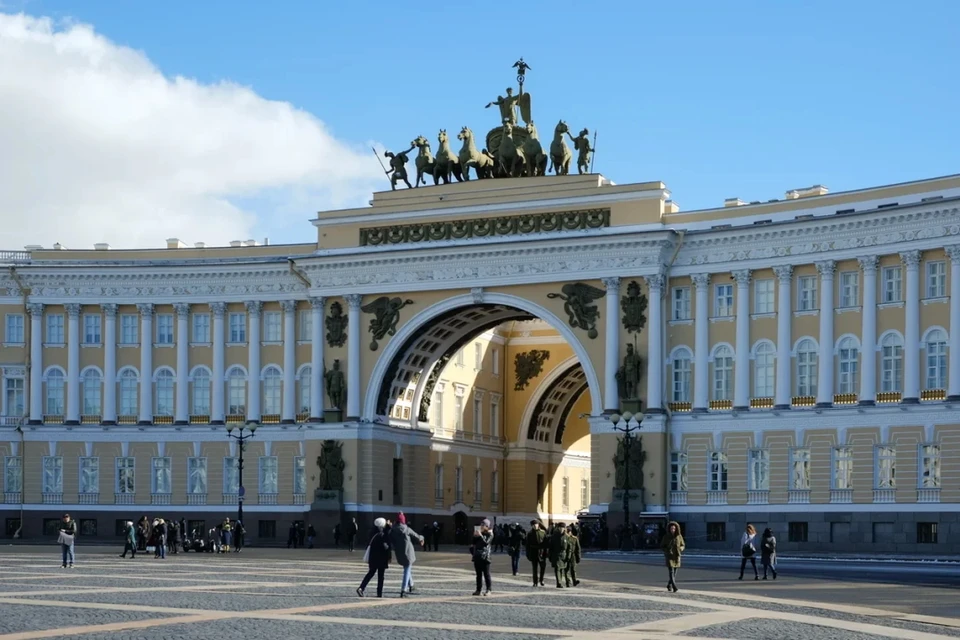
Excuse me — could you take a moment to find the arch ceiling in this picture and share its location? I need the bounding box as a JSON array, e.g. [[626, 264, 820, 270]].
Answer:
[[526, 362, 588, 445]]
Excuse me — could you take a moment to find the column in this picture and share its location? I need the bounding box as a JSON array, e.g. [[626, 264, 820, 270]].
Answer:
[[65, 303, 81, 425], [310, 297, 326, 421], [101, 303, 118, 424], [174, 303, 190, 425], [281, 300, 297, 424], [858, 257, 878, 405], [245, 301, 262, 423], [27, 303, 43, 425], [137, 303, 154, 424], [346, 294, 363, 420], [643, 273, 664, 413], [900, 250, 922, 403], [601, 277, 620, 413], [692, 274, 710, 412], [948, 246, 960, 401], [773, 265, 793, 409], [815, 260, 835, 407], [211, 302, 226, 424], [733, 269, 752, 410]]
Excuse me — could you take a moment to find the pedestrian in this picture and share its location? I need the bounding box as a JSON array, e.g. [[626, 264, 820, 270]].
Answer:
[[549, 522, 570, 588], [234, 520, 245, 552], [347, 517, 359, 552], [307, 523, 316, 549], [389, 512, 425, 597], [432, 522, 440, 551], [221, 518, 232, 553], [297, 523, 306, 548], [333, 523, 341, 547], [155, 519, 167, 559], [507, 523, 524, 576], [660, 521, 685, 593], [357, 518, 391, 598], [120, 521, 136, 559], [470, 519, 494, 596], [739, 523, 759, 580], [287, 523, 298, 549], [525, 520, 547, 587], [761, 528, 778, 580], [566, 524, 582, 587], [58, 513, 76, 568]]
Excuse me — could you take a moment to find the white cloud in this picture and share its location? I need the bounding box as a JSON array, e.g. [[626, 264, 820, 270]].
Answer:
[[0, 13, 382, 250]]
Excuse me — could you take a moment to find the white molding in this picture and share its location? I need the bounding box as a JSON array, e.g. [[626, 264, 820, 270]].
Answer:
[[504, 335, 566, 346], [670, 502, 960, 514]]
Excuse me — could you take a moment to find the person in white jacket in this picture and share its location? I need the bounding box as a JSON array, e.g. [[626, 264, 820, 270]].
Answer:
[[739, 524, 759, 580]]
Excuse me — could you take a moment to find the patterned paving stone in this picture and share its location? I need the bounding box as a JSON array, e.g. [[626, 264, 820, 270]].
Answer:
[[685, 617, 895, 640], [12, 589, 360, 611], [0, 603, 176, 635]]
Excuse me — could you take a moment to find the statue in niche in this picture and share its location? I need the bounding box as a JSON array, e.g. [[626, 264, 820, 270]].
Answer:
[[326, 302, 347, 348], [613, 435, 646, 491], [324, 359, 346, 411], [514, 350, 550, 391], [616, 343, 643, 400], [316, 440, 345, 491], [361, 296, 414, 351], [547, 282, 606, 339], [620, 280, 648, 335]]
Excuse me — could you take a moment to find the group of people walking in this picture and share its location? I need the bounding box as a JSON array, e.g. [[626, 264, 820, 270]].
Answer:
[[659, 521, 778, 592], [357, 512, 425, 598], [120, 516, 244, 558]]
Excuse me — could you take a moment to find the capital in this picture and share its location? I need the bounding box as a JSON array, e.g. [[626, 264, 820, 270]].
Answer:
[[173, 302, 190, 317], [691, 273, 710, 289], [100, 303, 117, 318], [600, 277, 621, 292], [244, 300, 263, 315], [815, 260, 836, 278], [471, 287, 485, 304], [136, 303, 154, 317], [309, 296, 325, 310], [900, 250, 921, 269], [210, 302, 226, 318], [946, 245, 960, 263], [773, 265, 793, 282], [345, 294, 363, 310], [732, 269, 751, 287], [65, 303, 82, 317], [26, 303, 44, 317], [642, 273, 664, 292], [280, 300, 297, 314], [856, 256, 878, 274]]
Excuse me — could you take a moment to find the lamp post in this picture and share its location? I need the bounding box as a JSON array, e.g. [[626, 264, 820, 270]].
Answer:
[[226, 423, 257, 525], [608, 410, 641, 550]]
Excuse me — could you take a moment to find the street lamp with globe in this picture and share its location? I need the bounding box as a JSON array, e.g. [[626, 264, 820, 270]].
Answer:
[[225, 423, 257, 526], [608, 410, 641, 550]]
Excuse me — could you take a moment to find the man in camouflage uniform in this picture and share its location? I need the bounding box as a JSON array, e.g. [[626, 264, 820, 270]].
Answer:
[[566, 524, 582, 587], [549, 522, 571, 588], [525, 520, 547, 587]]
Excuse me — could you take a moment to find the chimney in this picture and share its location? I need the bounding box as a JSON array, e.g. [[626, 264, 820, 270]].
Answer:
[[229, 240, 243, 248], [94, 243, 111, 251], [194, 242, 206, 249], [724, 197, 746, 207], [52, 243, 66, 251], [166, 238, 187, 249], [786, 185, 829, 200], [263, 237, 269, 246], [245, 239, 257, 246]]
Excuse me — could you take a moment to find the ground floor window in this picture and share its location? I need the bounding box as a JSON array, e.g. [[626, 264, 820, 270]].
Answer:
[[5, 518, 20, 537], [80, 519, 97, 536], [788, 521, 808, 543], [258, 520, 277, 539], [917, 522, 938, 544], [706, 522, 725, 542]]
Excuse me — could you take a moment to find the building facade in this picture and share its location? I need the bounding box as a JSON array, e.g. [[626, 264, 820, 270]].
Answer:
[[1, 172, 959, 552]]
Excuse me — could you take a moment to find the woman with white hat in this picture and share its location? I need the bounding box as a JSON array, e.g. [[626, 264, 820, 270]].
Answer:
[[357, 517, 392, 598]]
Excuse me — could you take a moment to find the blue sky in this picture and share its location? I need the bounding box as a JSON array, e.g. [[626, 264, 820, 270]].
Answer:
[[4, 1, 960, 245]]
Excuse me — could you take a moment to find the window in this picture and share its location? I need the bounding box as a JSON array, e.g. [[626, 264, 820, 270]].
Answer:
[[228, 312, 246, 343], [490, 398, 500, 438], [926, 261, 946, 298], [223, 458, 239, 494], [882, 266, 902, 303], [672, 287, 691, 321], [156, 314, 174, 345], [263, 312, 281, 342], [754, 279, 774, 314], [191, 369, 211, 415], [298, 366, 312, 413], [919, 444, 941, 489], [671, 349, 692, 402], [880, 333, 903, 392], [45, 369, 65, 414], [580, 478, 589, 507], [155, 370, 174, 416], [120, 314, 138, 344], [837, 337, 859, 394], [753, 343, 775, 398], [42, 456, 63, 494], [475, 468, 483, 503], [433, 390, 444, 427], [670, 452, 688, 491], [294, 456, 306, 495], [80, 519, 97, 537], [709, 452, 728, 491], [152, 457, 172, 494], [474, 342, 482, 370], [796, 339, 818, 396], [561, 476, 569, 509], [262, 367, 282, 415], [434, 464, 444, 500], [454, 395, 463, 430], [925, 330, 947, 390], [46, 313, 64, 344], [5, 314, 24, 343], [833, 446, 853, 490], [227, 369, 246, 415], [4, 377, 24, 417], [706, 522, 726, 542], [82, 369, 102, 415], [116, 457, 135, 494], [788, 522, 809, 543], [456, 350, 464, 366], [297, 309, 312, 342], [6, 517, 22, 537], [748, 449, 769, 491], [187, 457, 207, 494], [82, 314, 101, 344], [839, 271, 859, 308], [79, 457, 99, 494], [712, 346, 733, 401], [917, 523, 938, 544], [798, 276, 817, 311], [790, 448, 811, 490], [491, 469, 499, 503], [392, 458, 403, 504], [259, 456, 278, 494], [473, 397, 482, 435], [455, 466, 463, 502], [875, 445, 896, 489], [4, 457, 22, 493], [192, 313, 210, 343], [714, 284, 733, 317], [492, 349, 500, 375]]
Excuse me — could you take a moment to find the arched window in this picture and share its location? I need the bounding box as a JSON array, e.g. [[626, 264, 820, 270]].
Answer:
[[925, 329, 948, 390], [45, 369, 65, 415], [118, 370, 138, 416], [712, 345, 733, 401], [298, 366, 311, 413], [155, 370, 175, 416], [82, 369, 102, 415], [671, 349, 692, 402], [226, 368, 246, 415], [837, 337, 859, 395], [796, 339, 818, 397], [191, 368, 211, 415], [262, 366, 282, 415], [753, 343, 775, 398], [880, 333, 903, 393]]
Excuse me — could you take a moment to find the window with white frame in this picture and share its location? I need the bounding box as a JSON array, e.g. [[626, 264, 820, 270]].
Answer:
[[839, 271, 859, 308], [748, 449, 769, 491], [119, 314, 138, 344], [118, 369, 138, 415], [837, 337, 859, 394], [46, 313, 64, 344], [492, 349, 500, 375], [262, 367, 282, 414], [192, 313, 210, 343], [882, 266, 902, 303], [455, 466, 463, 502], [187, 457, 207, 494], [473, 397, 482, 435], [753, 343, 775, 398], [433, 390, 444, 427], [796, 339, 818, 397], [45, 369, 65, 414], [298, 366, 311, 413], [294, 456, 306, 495], [672, 349, 692, 402], [797, 276, 818, 311], [223, 458, 239, 494], [926, 261, 946, 298], [709, 451, 728, 491], [712, 346, 733, 401], [474, 342, 482, 370], [919, 444, 941, 489], [4, 376, 24, 417], [490, 398, 500, 438], [83, 314, 101, 345], [714, 284, 733, 317], [155, 314, 174, 345], [456, 350, 464, 366], [5, 314, 24, 344], [875, 445, 896, 489], [297, 309, 312, 342], [42, 456, 63, 494], [790, 448, 811, 490], [228, 312, 246, 343], [672, 287, 691, 320], [82, 369, 102, 415], [491, 469, 499, 503], [263, 312, 281, 342], [561, 476, 569, 509], [155, 370, 175, 416], [454, 394, 463, 430], [754, 279, 774, 314], [227, 369, 246, 415], [191, 369, 211, 415], [116, 457, 135, 494], [259, 456, 278, 494], [79, 457, 99, 494], [475, 468, 483, 503], [925, 329, 947, 390], [832, 446, 853, 490], [434, 464, 443, 500], [152, 457, 172, 494], [4, 456, 22, 494], [670, 452, 688, 491], [880, 333, 904, 393]]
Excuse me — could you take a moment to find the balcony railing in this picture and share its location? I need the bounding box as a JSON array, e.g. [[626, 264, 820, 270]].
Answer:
[[791, 396, 816, 408], [750, 397, 774, 409], [3, 492, 21, 504], [151, 493, 171, 505], [830, 489, 853, 504], [153, 415, 174, 425], [222, 493, 239, 505], [226, 414, 245, 424], [115, 493, 135, 505], [42, 492, 63, 504], [258, 493, 278, 505], [117, 415, 137, 425], [295, 412, 310, 423], [186, 493, 207, 505], [709, 400, 733, 411], [917, 487, 941, 503], [189, 415, 210, 425], [668, 402, 692, 413], [670, 490, 687, 506], [747, 490, 769, 505], [788, 489, 811, 504], [261, 414, 281, 424], [78, 493, 99, 505], [293, 493, 306, 505], [43, 414, 64, 424], [877, 392, 901, 404], [0, 416, 23, 427], [706, 490, 728, 505], [833, 393, 857, 406], [81, 414, 101, 425], [873, 488, 896, 503], [921, 389, 946, 401]]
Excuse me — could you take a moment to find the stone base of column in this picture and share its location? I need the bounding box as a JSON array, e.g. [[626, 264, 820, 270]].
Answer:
[[100, 420, 116, 426], [948, 395, 960, 402], [645, 407, 666, 415], [601, 408, 618, 416], [691, 407, 708, 414], [64, 419, 80, 426], [281, 419, 295, 425], [210, 420, 225, 426], [173, 420, 188, 426], [857, 400, 875, 407], [27, 419, 43, 426], [345, 415, 360, 422], [900, 397, 920, 405], [309, 416, 326, 423], [815, 402, 833, 409], [733, 405, 750, 412], [137, 420, 152, 426], [773, 404, 791, 410]]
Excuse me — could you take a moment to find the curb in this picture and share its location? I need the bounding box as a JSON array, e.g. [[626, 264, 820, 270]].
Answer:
[[586, 550, 960, 564]]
